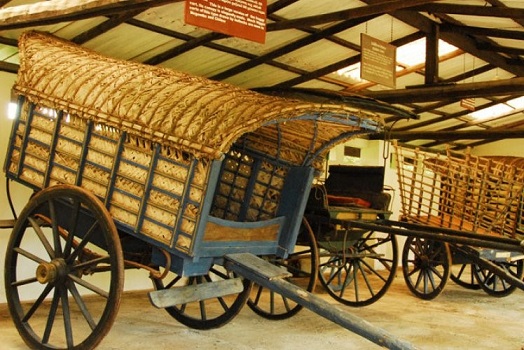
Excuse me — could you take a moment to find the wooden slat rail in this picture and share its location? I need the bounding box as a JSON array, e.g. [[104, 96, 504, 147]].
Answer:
[[149, 278, 245, 308], [0, 219, 16, 229]]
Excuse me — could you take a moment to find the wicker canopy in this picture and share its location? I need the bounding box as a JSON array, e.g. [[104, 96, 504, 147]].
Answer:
[[15, 31, 391, 162]]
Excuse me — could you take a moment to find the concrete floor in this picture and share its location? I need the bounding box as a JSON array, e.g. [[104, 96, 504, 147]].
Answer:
[[1, 272, 523, 350]]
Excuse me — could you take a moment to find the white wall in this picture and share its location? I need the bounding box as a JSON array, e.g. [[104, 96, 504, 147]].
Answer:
[[471, 139, 524, 157], [328, 138, 403, 219], [0, 72, 34, 303]]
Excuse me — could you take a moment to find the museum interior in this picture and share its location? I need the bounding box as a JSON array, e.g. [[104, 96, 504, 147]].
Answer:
[[0, 1, 523, 349]]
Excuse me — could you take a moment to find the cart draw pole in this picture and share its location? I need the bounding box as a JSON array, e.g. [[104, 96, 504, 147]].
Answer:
[[224, 253, 419, 350]]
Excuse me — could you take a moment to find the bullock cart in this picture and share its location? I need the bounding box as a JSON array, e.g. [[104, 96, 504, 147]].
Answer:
[[392, 143, 524, 299], [1, 31, 417, 350]]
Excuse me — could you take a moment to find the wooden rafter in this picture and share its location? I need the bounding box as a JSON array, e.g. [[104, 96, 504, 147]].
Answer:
[[392, 9, 524, 76], [392, 96, 516, 132], [370, 129, 524, 141], [267, 0, 439, 31], [361, 77, 524, 103], [211, 16, 373, 81], [0, 0, 179, 30], [408, 3, 524, 18], [71, 9, 146, 44], [440, 24, 524, 41]]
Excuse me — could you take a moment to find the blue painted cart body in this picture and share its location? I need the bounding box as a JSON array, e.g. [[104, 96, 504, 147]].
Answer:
[[4, 31, 393, 278]]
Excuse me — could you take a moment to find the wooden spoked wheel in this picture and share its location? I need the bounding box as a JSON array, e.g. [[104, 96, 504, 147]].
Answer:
[[473, 259, 524, 297], [318, 229, 398, 307], [151, 264, 251, 329], [450, 263, 480, 290], [402, 236, 451, 300], [247, 218, 319, 319], [4, 185, 124, 350]]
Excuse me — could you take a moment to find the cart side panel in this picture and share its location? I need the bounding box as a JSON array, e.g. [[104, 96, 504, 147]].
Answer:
[[275, 165, 315, 256], [209, 147, 289, 222], [394, 144, 524, 239], [5, 100, 211, 256], [191, 147, 314, 258]]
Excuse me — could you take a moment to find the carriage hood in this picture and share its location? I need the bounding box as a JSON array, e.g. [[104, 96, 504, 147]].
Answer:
[[14, 31, 411, 165]]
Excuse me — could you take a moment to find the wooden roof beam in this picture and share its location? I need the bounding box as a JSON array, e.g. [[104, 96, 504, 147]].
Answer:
[[369, 129, 524, 141], [408, 3, 524, 18], [392, 96, 516, 132], [266, 0, 440, 31], [275, 31, 425, 88], [0, 61, 18, 74], [425, 23, 439, 84], [391, 9, 524, 76], [0, 0, 179, 30], [361, 77, 524, 104], [440, 24, 524, 41]]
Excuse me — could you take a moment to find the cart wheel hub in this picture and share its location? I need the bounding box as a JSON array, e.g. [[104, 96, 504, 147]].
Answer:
[[36, 259, 66, 284], [419, 256, 430, 268]]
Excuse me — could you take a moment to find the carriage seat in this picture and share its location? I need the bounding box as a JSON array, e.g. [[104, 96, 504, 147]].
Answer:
[[305, 165, 391, 220]]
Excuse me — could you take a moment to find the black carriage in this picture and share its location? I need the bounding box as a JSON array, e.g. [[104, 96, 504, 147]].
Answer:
[[304, 165, 397, 306]]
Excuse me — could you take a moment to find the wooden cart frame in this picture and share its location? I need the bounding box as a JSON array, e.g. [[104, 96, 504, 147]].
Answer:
[[394, 142, 524, 299]]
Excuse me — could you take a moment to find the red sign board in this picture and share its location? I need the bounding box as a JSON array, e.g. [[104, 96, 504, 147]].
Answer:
[[185, 0, 267, 43]]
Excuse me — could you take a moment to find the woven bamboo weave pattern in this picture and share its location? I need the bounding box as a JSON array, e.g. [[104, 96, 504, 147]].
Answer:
[[9, 103, 207, 250], [15, 31, 382, 162]]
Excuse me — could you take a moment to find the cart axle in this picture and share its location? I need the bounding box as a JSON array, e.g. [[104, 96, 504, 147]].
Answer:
[[36, 259, 66, 284], [149, 278, 245, 308]]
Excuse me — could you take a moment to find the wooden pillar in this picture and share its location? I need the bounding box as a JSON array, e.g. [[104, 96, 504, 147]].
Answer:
[[425, 23, 440, 85]]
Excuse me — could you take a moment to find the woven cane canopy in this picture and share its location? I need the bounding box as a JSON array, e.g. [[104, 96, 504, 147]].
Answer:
[[15, 31, 397, 162]]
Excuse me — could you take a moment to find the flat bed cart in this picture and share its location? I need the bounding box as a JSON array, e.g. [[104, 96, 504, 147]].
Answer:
[[2, 31, 418, 350], [393, 143, 524, 299]]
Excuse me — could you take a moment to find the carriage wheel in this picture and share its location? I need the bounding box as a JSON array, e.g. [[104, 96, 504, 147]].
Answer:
[[472, 260, 524, 297], [247, 218, 319, 319], [4, 185, 124, 350], [318, 230, 398, 307], [402, 236, 451, 300], [450, 264, 480, 290], [151, 264, 251, 329]]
